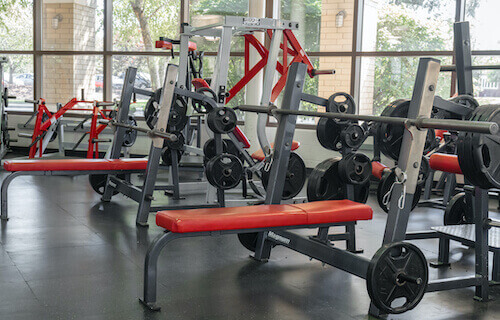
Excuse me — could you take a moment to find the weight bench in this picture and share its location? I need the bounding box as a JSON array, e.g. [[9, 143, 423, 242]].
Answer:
[[1, 158, 148, 220], [140, 199, 373, 311]]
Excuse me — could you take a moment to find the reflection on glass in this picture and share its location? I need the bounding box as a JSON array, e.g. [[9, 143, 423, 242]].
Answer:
[[472, 56, 500, 105], [466, 0, 500, 51]]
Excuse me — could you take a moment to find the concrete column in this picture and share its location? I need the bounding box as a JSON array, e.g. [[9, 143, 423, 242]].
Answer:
[[244, 0, 265, 152]]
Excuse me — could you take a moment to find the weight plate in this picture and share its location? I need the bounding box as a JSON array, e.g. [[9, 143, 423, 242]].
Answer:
[[377, 100, 435, 160], [161, 148, 183, 166], [89, 174, 125, 195], [122, 115, 138, 147], [316, 118, 343, 151], [203, 138, 228, 161], [418, 156, 430, 186], [261, 152, 307, 200], [443, 192, 473, 226], [41, 113, 57, 142], [327, 92, 356, 115], [342, 124, 365, 149], [367, 242, 428, 314], [144, 89, 162, 129], [224, 139, 242, 159], [144, 89, 188, 131], [376, 170, 421, 213], [237, 232, 259, 252], [163, 131, 185, 151], [205, 153, 244, 190], [307, 158, 370, 203], [338, 152, 372, 185], [207, 107, 237, 134]]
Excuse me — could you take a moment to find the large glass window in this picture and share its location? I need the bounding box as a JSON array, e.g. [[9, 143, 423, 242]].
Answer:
[[472, 56, 500, 105], [1, 55, 33, 109], [113, 0, 180, 51], [0, 1, 33, 51], [466, 0, 500, 50], [359, 56, 452, 115], [362, 0, 455, 52]]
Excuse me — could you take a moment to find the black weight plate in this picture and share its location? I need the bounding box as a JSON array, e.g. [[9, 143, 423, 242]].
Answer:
[[458, 105, 497, 188], [122, 115, 138, 147], [342, 124, 365, 149], [167, 96, 189, 132], [338, 153, 372, 185], [161, 148, 183, 166], [307, 158, 370, 203], [470, 105, 500, 189], [207, 107, 237, 134], [205, 153, 243, 190], [367, 242, 428, 314], [377, 100, 435, 160], [376, 170, 422, 213], [443, 192, 473, 226], [261, 152, 306, 200], [237, 232, 259, 252], [316, 118, 343, 151], [144, 89, 162, 129], [327, 92, 356, 115], [418, 156, 430, 186], [224, 139, 242, 159], [163, 131, 185, 150], [89, 174, 125, 196], [203, 138, 228, 161], [41, 113, 57, 142]]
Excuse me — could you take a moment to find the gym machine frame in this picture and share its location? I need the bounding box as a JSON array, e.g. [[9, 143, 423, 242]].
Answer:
[[142, 60, 498, 317], [0, 57, 15, 159]]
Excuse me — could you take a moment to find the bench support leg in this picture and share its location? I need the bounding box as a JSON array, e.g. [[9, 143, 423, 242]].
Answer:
[[140, 231, 180, 311], [430, 236, 450, 267], [1, 172, 23, 220], [253, 232, 272, 262]]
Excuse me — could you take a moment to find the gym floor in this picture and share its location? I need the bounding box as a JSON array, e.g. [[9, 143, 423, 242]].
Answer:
[[0, 168, 499, 320]]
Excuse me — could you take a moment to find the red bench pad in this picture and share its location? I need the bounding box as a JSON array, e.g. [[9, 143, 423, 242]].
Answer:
[[251, 141, 300, 161], [429, 153, 462, 174], [3, 158, 148, 172], [156, 200, 373, 233]]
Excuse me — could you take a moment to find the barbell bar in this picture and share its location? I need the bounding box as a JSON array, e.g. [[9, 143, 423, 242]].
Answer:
[[440, 65, 500, 72], [99, 119, 178, 141], [236, 105, 498, 135]]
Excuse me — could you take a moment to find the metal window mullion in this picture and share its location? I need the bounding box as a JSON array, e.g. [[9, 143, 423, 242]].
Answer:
[[103, 0, 113, 101], [352, 0, 362, 108], [34, 0, 43, 105]]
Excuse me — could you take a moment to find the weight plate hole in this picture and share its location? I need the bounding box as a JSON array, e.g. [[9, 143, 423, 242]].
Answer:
[[481, 144, 491, 168], [391, 297, 408, 309]]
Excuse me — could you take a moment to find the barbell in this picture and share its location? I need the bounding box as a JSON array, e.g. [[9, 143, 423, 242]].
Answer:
[[99, 119, 178, 142], [236, 105, 498, 135]]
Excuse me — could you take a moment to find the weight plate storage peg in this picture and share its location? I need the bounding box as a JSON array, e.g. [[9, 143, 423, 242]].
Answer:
[[443, 192, 473, 226], [261, 152, 307, 200], [338, 153, 371, 185], [207, 107, 238, 134], [316, 118, 343, 151], [89, 174, 125, 195], [122, 115, 138, 147], [205, 153, 244, 190], [367, 242, 428, 314]]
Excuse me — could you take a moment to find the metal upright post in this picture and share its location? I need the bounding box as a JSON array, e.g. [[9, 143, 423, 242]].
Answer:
[[454, 22, 474, 96], [370, 58, 441, 317], [473, 187, 490, 301]]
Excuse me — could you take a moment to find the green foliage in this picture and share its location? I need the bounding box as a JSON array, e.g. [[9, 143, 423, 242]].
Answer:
[[281, 0, 322, 52], [191, 0, 248, 16], [373, 4, 451, 114]]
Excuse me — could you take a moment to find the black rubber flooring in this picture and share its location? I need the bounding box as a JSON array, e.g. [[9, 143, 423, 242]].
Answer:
[[0, 169, 499, 319]]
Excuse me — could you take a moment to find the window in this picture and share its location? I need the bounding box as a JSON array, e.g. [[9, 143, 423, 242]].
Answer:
[[0, 1, 33, 51], [362, 0, 455, 52], [1, 55, 33, 109], [472, 56, 500, 105], [113, 0, 180, 51], [466, 0, 500, 50], [359, 56, 452, 115]]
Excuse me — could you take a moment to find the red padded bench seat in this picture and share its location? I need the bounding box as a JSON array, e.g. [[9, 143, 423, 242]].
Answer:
[[3, 158, 148, 172], [429, 153, 462, 175], [156, 200, 373, 233]]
